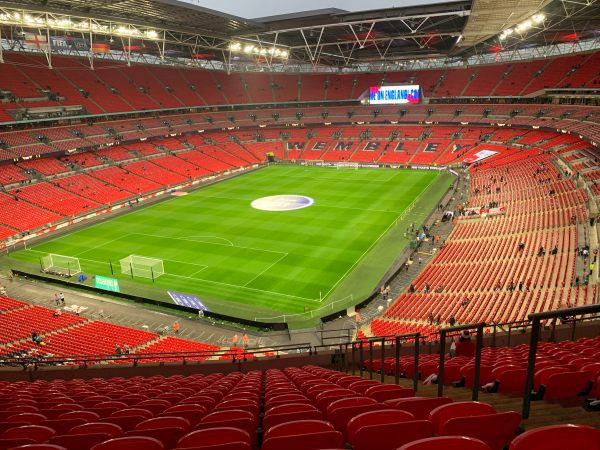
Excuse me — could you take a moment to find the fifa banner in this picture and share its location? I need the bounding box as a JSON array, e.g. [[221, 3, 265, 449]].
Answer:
[[23, 35, 109, 53], [463, 149, 499, 164]]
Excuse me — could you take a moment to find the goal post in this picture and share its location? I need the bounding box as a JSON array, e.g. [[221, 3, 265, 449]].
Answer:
[[119, 255, 164, 281], [335, 162, 359, 170], [41, 253, 82, 277]]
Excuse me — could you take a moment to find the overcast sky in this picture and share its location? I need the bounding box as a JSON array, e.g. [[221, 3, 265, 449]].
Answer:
[[184, 0, 457, 20]]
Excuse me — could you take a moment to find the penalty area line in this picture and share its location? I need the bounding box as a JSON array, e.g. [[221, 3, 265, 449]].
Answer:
[[25, 249, 317, 303]]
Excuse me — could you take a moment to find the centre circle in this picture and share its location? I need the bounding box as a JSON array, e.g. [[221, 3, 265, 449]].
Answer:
[[251, 195, 315, 212]]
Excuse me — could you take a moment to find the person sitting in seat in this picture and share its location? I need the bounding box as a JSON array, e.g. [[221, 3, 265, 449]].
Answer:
[[538, 246, 545, 257]]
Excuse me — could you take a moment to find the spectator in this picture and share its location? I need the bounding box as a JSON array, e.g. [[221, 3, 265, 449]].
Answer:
[[550, 245, 558, 255], [123, 343, 130, 354], [428, 312, 435, 325], [115, 344, 122, 356], [455, 330, 475, 358], [449, 316, 456, 327], [59, 292, 65, 306], [242, 334, 249, 349], [53, 308, 62, 317]]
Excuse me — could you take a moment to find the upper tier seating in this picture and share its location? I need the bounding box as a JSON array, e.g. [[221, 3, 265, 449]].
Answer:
[[1, 51, 599, 122]]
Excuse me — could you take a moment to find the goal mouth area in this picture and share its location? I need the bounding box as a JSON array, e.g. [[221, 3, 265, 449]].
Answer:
[[40, 253, 82, 277], [119, 254, 165, 280]]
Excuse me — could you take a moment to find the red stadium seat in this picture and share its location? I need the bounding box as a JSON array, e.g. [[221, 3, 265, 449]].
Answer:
[[2, 425, 56, 443], [397, 436, 492, 450], [509, 424, 600, 450], [135, 417, 191, 432], [68, 423, 122, 438], [5, 414, 47, 425], [440, 411, 521, 450], [429, 402, 496, 435], [90, 436, 163, 450], [177, 427, 251, 448], [0, 438, 37, 449], [540, 371, 592, 401], [8, 445, 68, 450], [347, 410, 432, 450], [49, 433, 113, 450], [364, 385, 415, 402], [384, 397, 453, 420], [125, 427, 187, 450]]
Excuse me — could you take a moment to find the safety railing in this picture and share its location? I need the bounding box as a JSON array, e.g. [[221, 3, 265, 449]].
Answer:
[[521, 303, 600, 419]]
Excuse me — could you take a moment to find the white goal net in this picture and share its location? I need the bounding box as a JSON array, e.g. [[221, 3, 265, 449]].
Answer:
[[335, 162, 359, 170], [119, 255, 165, 280], [41, 253, 82, 276]]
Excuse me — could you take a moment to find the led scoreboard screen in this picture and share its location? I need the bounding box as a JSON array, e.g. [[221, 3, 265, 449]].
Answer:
[[369, 85, 421, 105]]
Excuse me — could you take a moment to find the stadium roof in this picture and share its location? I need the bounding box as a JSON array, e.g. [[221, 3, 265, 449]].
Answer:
[[0, 0, 599, 70]]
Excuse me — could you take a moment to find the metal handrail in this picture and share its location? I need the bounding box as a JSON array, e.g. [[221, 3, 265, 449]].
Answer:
[[522, 304, 600, 419], [438, 322, 486, 400], [1, 342, 313, 368]]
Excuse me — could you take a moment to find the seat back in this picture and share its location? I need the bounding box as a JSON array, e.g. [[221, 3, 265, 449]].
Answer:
[[124, 427, 186, 450], [508, 424, 600, 450], [177, 427, 250, 448], [497, 369, 527, 395], [135, 416, 191, 432], [40, 418, 86, 435], [364, 385, 414, 402], [263, 419, 333, 440], [397, 436, 492, 450], [2, 425, 56, 443], [49, 433, 113, 450], [429, 402, 496, 435], [264, 404, 317, 416], [90, 436, 163, 450], [261, 430, 344, 450], [56, 411, 100, 422], [441, 411, 521, 450], [263, 410, 323, 431], [328, 404, 388, 438], [326, 397, 377, 416], [347, 409, 415, 442], [100, 415, 147, 432], [0, 437, 37, 449], [5, 413, 47, 425], [385, 397, 452, 420], [350, 420, 434, 450], [68, 422, 123, 438], [534, 367, 565, 389], [110, 408, 153, 419], [542, 372, 591, 401]]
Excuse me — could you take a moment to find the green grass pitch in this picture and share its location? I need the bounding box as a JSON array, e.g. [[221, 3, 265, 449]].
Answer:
[[8, 165, 453, 324]]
